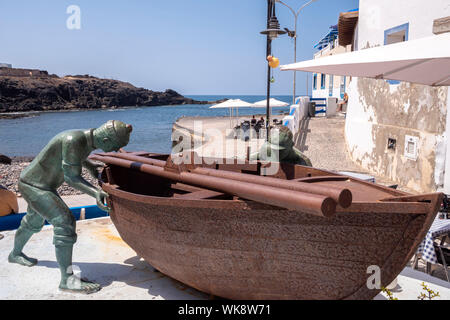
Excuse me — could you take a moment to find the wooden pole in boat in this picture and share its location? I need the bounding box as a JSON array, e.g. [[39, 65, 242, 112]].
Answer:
[[96, 152, 352, 208], [191, 167, 352, 208], [90, 154, 337, 217]]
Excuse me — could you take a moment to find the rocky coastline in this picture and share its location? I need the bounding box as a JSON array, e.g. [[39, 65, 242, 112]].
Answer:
[[0, 68, 226, 195], [0, 68, 222, 116]]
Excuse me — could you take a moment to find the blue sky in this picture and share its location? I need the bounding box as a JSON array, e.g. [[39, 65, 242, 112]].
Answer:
[[0, 0, 358, 95]]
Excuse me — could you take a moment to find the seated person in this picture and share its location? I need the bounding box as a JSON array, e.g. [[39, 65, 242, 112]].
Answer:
[[251, 116, 257, 126], [337, 93, 349, 112], [250, 126, 312, 166], [0, 185, 19, 217]]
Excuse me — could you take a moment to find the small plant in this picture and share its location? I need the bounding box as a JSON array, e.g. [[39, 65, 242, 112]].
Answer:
[[418, 282, 440, 300], [381, 287, 398, 300]]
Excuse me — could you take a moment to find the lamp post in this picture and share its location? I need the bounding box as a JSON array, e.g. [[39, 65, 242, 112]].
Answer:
[[261, 0, 286, 140], [276, 0, 318, 104]]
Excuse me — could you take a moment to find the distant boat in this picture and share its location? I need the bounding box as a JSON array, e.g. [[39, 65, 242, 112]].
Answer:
[[91, 151, 442, 300]]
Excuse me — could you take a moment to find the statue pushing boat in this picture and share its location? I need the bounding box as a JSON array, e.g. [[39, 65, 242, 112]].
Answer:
[[8, 119, 443, 299], [8, 120, 132, 294]]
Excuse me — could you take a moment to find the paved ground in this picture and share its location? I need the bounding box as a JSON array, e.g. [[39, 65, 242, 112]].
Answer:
[[176, 114, 411, 192], [0, 217, 448, 300], [0, 218, 208, 300], [175, 115, 285, 159]]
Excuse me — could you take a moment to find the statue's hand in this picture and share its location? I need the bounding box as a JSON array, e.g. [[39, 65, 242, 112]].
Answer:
[[96, 189, 111, 212]]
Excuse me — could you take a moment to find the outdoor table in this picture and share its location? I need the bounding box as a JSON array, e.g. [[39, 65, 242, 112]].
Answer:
[[415, 215, 450, 273]]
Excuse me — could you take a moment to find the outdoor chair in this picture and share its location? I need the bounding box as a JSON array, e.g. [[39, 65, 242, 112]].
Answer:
[[232, 125, 241, 139], [241, 121, 251, 142], [433, 235, 450, 282]]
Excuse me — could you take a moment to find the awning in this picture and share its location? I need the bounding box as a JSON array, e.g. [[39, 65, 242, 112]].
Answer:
[[314, 25, 339, 50], [338, 10, 359, 47], [281, 32, 450, 86]]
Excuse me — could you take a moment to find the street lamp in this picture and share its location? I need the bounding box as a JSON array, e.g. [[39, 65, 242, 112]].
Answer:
[[260, 0, 286, 140], [276, 0, 318, 104]]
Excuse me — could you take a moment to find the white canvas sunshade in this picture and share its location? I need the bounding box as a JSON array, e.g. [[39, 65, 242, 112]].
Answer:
[[209, 99, 253, 109], [252, 98, 289, 108], [280, 32, 450, 86], [209, 99, 253, 128]]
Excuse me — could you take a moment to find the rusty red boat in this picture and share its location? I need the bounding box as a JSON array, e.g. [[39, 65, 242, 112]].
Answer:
[[91, 151, 442, 300]]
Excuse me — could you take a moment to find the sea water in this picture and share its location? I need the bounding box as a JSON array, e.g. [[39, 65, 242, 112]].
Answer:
[[0, 95, 292, 157]]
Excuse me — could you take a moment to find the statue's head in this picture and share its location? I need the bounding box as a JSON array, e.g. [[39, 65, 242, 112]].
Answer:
[[266, 126, 294, 160], [94, 120, 133, 152]]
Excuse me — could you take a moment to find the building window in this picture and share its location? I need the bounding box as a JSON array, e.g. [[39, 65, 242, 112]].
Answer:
[[384, 23, 409, 85], [384, 23, 409, 45], [313, 74, 317, 90], [340, 76, 346, 99], [321, 74, 326, 89], [329, 75, 334, 97]]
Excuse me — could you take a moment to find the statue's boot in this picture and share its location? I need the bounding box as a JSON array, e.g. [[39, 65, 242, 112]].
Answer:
[[56, 245, 101, 294], [8, 227, 38, 267], [8, 205, 45, 267]]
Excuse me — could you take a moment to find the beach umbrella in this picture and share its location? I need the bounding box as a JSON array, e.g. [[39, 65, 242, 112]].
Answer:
[[209, 99, 253, 128], [280, 32, 450, 86], [252, 98, 289, 108], [252, 98, 289, 121], [209, 99, 253, 109]]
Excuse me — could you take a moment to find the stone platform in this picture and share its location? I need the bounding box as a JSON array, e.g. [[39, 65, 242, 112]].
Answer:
[[0, 217, 449, 300]]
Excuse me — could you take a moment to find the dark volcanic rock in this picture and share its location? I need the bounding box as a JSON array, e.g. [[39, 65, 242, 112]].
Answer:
[[0, 69, 213, 113], [0, 154, 12, 165]]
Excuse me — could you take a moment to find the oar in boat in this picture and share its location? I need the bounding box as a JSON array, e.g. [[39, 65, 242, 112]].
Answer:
[[96, 152, 352, 208], [90, 154, 337, 217]]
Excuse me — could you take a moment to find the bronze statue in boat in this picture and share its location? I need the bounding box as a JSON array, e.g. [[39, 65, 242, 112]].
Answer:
[[90, 150, 443, 300]]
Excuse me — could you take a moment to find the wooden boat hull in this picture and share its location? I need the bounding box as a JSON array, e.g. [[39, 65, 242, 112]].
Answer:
[[100, 155, 442, 300]]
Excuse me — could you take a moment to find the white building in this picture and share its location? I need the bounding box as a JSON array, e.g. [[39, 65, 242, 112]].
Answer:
[[0, 63, 12, 68], [311, 22, 353, 102], [342, 0, 450, 193]]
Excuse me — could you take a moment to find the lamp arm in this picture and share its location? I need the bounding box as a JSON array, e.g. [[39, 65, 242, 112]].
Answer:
[[297, 0, 317, 16], [275, 0, 296, 17]]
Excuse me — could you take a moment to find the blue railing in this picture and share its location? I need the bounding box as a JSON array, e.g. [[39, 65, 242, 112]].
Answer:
[[0, 205, 108, 232]]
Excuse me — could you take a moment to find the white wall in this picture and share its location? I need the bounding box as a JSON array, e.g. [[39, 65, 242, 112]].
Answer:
[[358, 0, 450, 47]]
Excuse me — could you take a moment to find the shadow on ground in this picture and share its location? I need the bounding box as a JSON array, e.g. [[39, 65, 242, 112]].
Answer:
[[37, 255, 209, 299]]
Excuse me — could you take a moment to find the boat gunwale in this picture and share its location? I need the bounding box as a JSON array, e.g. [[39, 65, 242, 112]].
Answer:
[[103, 183, 255, 211], [102, 181, 435, 215]]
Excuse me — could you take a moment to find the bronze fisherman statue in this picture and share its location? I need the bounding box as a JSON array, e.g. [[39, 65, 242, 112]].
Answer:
[[8, 120, 132, 294], [251, 126, 312, 166]]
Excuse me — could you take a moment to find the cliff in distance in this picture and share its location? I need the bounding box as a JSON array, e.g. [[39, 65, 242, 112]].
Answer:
[[0, 68, 215, 113]]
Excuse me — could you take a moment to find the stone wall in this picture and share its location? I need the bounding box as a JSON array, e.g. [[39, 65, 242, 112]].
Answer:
[[0, 68, 49, 78], [345, 78, 448, 193]]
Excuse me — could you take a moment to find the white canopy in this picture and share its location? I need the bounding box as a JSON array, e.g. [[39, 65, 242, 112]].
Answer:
[[280, 32, 450, 86], [252, 98, 289, 108], [209, 99, 253, 109], [209, 99, 253, 129]]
